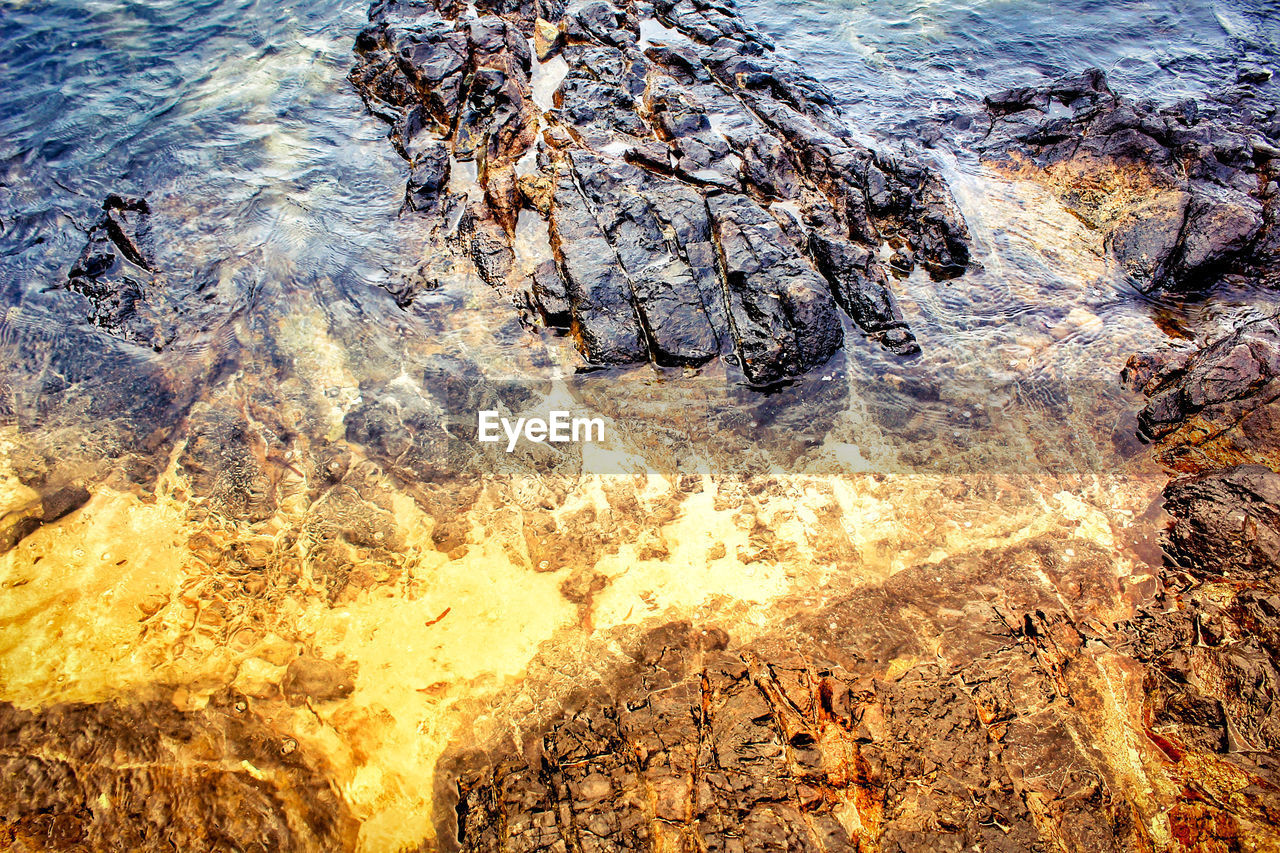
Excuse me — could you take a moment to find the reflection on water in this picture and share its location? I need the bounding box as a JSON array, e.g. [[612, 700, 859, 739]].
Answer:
[[0, 0, 1273, 848]]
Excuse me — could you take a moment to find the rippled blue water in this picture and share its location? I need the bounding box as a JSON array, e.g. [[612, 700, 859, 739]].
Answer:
[[741, 0, 1279, 137], [0, 0, 1276, 393], [0, 0, 415, 314]]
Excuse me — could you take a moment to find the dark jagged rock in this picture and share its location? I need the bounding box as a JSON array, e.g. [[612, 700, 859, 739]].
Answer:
[[570, 153, 727, 366], [546, 159, 648, 365], [1116, 308, 1280, 846], [350, 0, 971, 382], [405, 139, 452, 211], [64, 195, 175, 351], [0, 692, 358, 851], [530, 257, 570, 325], [100, 195, 154, 271], [980, 68, 1280, 294], [440, 533, 1280, 852], [450, 197, 518, 288], [1122, 315, 1280, 473], [810, 232, 918, 355], [1163, 464, 1280, 580], [709, 191, 843, 383]]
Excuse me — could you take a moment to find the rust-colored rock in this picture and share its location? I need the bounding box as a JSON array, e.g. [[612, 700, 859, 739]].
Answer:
[[980, 69, 1279, 295], [0, 692, 359, 851]]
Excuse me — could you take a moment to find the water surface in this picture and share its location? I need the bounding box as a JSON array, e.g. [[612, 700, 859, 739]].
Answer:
[[0, 0, 1275, 847]]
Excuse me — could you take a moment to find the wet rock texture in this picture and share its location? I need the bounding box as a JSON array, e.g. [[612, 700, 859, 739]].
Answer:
[[63, 195, 176, 351], [1116, 314, 1280, 852], [57, 193, 245, 356], [431, 321, 1280, 850], [992, 69, 1280, 850], [441, 532, 1280, 852], [350, 0, 971, 382], [1123, 315, 1280, 474], [980, 68, 1280, 294], [0, 691, 358, 851], [0, 483, 89, 554]]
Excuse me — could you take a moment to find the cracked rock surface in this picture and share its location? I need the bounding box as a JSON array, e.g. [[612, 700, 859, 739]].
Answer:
[[440, 530, 1280, 852], [349, 0, 971, 382], [1113, 312, 1280, 853], [0, 691, 358, 851], [424, 320, 1280, 850], [1123, 315, 1280, 474]]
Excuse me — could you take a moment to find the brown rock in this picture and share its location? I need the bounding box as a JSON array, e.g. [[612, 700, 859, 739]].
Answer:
[[981, 69, 1279, 294], [282, 655, 356, 705], [533, 17, 562, 62], [0, 692, 358, 851], [440, 535, 1280, 852]]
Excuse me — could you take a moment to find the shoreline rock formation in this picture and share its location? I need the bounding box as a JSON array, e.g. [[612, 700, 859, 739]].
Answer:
[[978, 68, 1279, 296], [1123, 314, 1280, 474], [349, 0, 971, 383], [5, 5, 1277, 847], [426, 320, 1280, 853], [439, 520, 1280, 852], [977, 82, 1280, 842], [425, 76, 1280, 852], [1120, 316, 1280, 853], [0, 691, 359, 851]]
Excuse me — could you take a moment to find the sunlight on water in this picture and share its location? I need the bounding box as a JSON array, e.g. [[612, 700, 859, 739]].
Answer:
[[0, 0, 1271, 847]]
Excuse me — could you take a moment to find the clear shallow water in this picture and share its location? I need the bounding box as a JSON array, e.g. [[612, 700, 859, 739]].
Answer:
[[2, 0, 1274, 393], [740, 0, 1279, 137], [0, 0, 1274, 848], [0, 0, 527, 362]]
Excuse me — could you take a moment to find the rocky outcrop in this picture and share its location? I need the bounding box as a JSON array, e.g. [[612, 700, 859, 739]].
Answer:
[[980, 68, 1279, 294], [0, 692, 359, 851], [1118, 465, 1280, 847], [423, 314, 1280, 851], [1162, 464, 1280, 580], [1113, 313, 1280, 853], [350, 0, 971, 382], [1119, 451, 1280, 843], [439, 532, 1280, 852], [1123, 314, 1280, 473]]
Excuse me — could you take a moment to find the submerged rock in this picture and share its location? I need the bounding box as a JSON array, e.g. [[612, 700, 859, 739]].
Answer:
[[282, 655, 357, 705], [979, 68, 1279, 294], [349, 0, 971, 382], [64, 195, 176, 351], [0, 692, 358, 851], [0, 484, 90, 553]]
